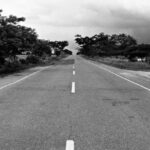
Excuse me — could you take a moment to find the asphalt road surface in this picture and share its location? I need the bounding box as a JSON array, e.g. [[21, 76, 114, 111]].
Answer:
[[0, 56, 150, 150]]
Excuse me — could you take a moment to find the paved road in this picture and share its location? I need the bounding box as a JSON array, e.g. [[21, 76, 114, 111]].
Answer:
[[0, 56, 150, 150]]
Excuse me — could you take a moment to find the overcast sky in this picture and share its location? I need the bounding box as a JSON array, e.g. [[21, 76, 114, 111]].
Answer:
[[1, 0, 150, 44]]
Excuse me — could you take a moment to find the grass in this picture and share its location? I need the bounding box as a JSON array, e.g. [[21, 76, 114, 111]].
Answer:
[[0, 54, 69, 77], [83, 56, 150, 71]]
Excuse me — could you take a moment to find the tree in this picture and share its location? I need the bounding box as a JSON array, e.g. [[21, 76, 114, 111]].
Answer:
[[75, 33, 110, 56], [49, 41, 68, 50], [32, 39, 51, 57], [75, 33, 138, 57], [0, 10, 38, 62], [125, 44, 150, 61], [110, 34, 137, 49], [19, 26, 37, 53], [75, 35, 93, 55], [49, 40, 69, 56], [58, 41, 69, 50], [63, 49, 72, 55]]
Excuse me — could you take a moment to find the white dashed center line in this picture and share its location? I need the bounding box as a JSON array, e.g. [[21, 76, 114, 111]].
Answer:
[[66, 140, 74, 150], [73, 65, 75, 69], [73, 70, 75, 75], [71, 82, 75, 93]]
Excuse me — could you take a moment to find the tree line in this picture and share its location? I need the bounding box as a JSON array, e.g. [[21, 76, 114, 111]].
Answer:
[[75, 33, 150, 62], [0, 10, 69, 65]]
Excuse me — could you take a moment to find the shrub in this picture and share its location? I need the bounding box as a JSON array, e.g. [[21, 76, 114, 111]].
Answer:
[[26, 55, 40, 64], [63, 49, 72, 55], [0, 57, 5, 66], [0, 61, 23, 74], [77, 52, 81, 55], [19, 59, 28, 64]]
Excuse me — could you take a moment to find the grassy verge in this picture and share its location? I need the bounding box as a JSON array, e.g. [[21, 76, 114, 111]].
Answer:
[[82, 55, 150, 71], [0, 54, 69, 77]]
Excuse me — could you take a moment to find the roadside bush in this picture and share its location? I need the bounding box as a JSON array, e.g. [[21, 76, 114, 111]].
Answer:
[[77, 52, 81, 55], [0, 57, 5, 66], [55, 51, 61, 56], [26, 55, 40, 64], [0, 61, 24, 74], [146, 57, 150, 64], [5, 61, 21, 69], [63, 49, 72, 55], [19, 59, 28, 64], [96, 57, 150, 70]]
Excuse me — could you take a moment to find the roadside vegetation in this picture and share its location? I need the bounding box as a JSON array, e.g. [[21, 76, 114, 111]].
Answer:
[[0, 10, 72, 76], [75, 33, 150, 70]]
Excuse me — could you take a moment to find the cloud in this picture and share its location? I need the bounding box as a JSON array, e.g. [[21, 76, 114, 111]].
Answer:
[[1, 0, 150, 43]]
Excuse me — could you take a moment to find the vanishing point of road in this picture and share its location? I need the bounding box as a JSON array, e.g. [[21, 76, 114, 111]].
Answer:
[[0, 55, 150, 150]]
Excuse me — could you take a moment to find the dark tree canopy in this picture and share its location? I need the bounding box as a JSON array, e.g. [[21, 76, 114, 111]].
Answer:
[[75, 33, 140, 58], [0, 10, 69, 64]]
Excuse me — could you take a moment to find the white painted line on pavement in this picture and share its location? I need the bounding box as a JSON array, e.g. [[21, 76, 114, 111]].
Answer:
[[0, 66, 50, 91], [66, 140, 74, 150], [71, 82, 75, 93], [73, 65, 75, 69], [73, 70, 75, 75], [87, 61, 150, 92]]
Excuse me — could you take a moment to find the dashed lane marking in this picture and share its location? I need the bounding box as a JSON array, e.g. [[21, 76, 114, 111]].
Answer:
[[66, 140, 74, 150], [73, 71, 75, 75], [71, 82, 75, 93]]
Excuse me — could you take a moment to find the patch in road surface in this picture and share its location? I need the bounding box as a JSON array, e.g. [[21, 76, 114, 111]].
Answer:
[[0, 133, 67, 150], [41, 68, 59, 73], [14, 85, 69, 92], [112, 101, 130, 106], [130, 98, 140, 101], [102, 98, 113, 101], [128, 115, 135, 122], [55, 59, 75, 65], [102, 98, 131, 106]]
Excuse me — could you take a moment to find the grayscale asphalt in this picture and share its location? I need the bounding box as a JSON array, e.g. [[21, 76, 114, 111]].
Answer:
[[0, 56, 150, 150]]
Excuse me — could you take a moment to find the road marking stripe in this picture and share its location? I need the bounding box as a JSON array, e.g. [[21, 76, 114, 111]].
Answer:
[[87, 60, 150, 92], [73, 71, 75, 75], [66, 140, 74, 150], [71, 82, 75, 93], [73, 65, 75, 69], [0, 66, 50, 90]]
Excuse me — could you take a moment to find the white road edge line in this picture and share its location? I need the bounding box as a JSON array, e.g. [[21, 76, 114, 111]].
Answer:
[[66, 140, 74, 150], [73, 71, 75, 75], [87, 60, 150, 92], [71, 82, 75, 93], [0, 66, 50, 90]]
